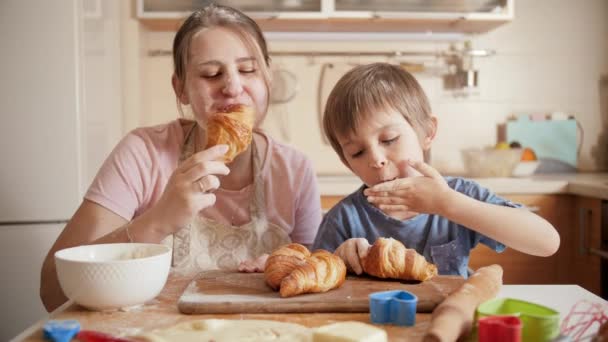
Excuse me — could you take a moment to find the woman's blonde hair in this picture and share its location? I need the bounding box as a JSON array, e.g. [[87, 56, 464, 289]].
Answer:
[[323, 62, 435, 165], [172, 4, 271, 116]]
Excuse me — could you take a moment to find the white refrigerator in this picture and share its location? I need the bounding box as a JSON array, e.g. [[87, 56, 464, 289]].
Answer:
[[0, 1, 123, 340]]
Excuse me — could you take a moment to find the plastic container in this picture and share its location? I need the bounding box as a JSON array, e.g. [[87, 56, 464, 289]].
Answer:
[[478, 316, 522, 342], [369, 290, 417, 326], [462, 148, 523, 177], [476, 298, 560, 341]]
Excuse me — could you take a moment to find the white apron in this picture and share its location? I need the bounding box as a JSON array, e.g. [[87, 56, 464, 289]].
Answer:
[[166, 122, 291, 275]]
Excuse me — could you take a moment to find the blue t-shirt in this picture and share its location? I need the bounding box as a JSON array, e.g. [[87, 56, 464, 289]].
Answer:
[[312, 177, 522, 278]]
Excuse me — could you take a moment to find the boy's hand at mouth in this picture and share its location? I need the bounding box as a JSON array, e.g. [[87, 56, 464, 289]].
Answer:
[[364, 159, 450, 220]]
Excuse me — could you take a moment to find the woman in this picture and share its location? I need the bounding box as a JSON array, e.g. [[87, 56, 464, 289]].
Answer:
[[40, 4, 322, 312]]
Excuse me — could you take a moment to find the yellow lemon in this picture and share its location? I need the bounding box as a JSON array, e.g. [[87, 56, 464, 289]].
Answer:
[[495, 142, 510, 150]]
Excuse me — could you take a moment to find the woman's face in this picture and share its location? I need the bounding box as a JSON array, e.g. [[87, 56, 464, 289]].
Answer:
[[176, 27, 268, 127], [338, 109, 435, 187]]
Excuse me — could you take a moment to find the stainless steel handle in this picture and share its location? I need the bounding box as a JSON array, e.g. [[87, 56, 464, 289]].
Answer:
[[589, 247, 608, 260], [579, 207, 591, 255], [578, 207, 608, 260]]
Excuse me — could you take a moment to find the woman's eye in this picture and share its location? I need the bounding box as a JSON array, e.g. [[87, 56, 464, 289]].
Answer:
[[240, 68, 256, 74], [201, 73, 221, 79]]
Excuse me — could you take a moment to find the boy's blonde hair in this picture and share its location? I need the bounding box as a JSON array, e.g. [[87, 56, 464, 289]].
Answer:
[[323, 62, 435, 165]]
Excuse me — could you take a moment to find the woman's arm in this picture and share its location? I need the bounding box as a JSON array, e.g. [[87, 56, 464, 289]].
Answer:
[[39, 199, 169, 312]]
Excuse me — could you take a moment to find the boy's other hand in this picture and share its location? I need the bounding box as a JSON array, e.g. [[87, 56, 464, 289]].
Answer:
[[364, 159, 450, 219], [334, 238, 371, 275]]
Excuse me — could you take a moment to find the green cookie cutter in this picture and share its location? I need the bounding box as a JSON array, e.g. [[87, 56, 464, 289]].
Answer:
[[475, 298, 560, 342]]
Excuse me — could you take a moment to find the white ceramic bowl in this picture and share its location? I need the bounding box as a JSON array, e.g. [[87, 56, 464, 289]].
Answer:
[[55, 243, 171, 311]]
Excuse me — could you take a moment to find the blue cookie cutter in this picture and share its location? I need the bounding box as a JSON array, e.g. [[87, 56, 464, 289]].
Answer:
[[43, 320, 80, 342], [369, 290, 418, 326]]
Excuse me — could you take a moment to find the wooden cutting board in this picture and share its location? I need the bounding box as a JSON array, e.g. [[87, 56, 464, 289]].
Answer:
[[178, 270, 465, 314]]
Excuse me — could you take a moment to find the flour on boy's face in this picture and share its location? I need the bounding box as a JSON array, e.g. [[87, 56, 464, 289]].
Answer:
[[338, 109, 426, 187]]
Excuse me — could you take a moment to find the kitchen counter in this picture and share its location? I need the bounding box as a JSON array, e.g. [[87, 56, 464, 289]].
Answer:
[[14, 274, 607, 341], [318, 173, 608, 200]]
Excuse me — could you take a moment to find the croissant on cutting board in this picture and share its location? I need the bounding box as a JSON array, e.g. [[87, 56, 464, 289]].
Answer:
[[205, 104, 255, 163], [264, 243, 347, 298], [343, 237, 437, 282]]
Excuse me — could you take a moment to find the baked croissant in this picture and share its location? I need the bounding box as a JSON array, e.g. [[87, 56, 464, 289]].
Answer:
[[264, 244, 347, 298], [206, 104, 255, 163], [361, 237, 437, 282]]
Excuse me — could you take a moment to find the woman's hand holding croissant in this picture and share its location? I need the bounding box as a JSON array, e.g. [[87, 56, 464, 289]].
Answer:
[[147, 144, 230, 237], [334, 238, 370, 275]]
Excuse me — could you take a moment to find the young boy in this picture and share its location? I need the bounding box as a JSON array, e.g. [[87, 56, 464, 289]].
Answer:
[[312, 63, 560, 278]]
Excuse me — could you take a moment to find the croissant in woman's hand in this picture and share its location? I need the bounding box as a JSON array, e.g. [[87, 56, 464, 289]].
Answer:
[[264, 244, 347, 297], [362, 237, 437, 282], [206, 104, 255, 163]]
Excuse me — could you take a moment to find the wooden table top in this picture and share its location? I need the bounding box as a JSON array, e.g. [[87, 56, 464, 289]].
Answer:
[[19, 273, 435, 341]]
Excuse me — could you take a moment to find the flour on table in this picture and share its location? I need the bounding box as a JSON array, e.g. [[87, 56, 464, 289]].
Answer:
[[313, 321, 387, 342], [134, 319, 311, 342], [133, 319, 388, 342]]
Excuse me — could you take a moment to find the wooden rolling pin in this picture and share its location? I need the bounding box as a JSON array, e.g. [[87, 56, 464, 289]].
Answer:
[[423, 264, 503, 342]]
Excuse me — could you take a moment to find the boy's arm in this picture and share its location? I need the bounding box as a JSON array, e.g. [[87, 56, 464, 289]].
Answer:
[[365, 159, 560, 258], [439, 189, 559, 257]]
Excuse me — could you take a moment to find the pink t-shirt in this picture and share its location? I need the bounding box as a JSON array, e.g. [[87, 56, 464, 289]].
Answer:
[[85, 119, 322, 245]]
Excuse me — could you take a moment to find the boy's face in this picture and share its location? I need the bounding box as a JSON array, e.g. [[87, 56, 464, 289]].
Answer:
[[337, 109, 433, 187]]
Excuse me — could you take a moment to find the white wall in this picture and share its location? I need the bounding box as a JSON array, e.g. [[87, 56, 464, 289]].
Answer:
[[124, 0, 608, 175]]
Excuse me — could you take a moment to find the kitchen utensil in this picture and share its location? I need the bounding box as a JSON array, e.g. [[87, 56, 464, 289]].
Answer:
[[424, 265, 503, 342], [177, 270, 464, 314], [369, 290, 417, 326], [271, 66, 298, 104], [55, 243, 171, 311], [76, 330, 137, 342], [43, 320, 80, 342], [561, 299, 608, 341], [476, 297, 560, 341], [478, 316, 522, 342], [317, 62, 354, 145]]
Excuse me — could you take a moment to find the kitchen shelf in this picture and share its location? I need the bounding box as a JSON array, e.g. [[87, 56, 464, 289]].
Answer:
[[137, 0, 514, 34]]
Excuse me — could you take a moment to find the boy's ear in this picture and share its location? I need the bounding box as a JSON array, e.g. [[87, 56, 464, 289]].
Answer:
[[422, 115, 438, 150], [172, 74, 189, 105]]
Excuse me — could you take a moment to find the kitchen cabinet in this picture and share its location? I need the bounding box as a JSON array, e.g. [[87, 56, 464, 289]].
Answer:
[[136, 0, 513, 34]]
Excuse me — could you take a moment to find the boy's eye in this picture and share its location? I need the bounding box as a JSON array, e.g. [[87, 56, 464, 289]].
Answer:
[[351, 150, 364, 158], [382, 136, 400, 145]]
